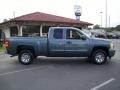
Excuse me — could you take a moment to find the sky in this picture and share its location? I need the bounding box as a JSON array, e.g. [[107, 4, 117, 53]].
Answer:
[[0, 0, 120, 27]]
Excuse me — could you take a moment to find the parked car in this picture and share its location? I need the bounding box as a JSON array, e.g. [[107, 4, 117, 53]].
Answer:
[[95, 33, 106, 38], [91, 29, 106, 38], [106, 32, 120, 39], [5, 27, 115, 65]]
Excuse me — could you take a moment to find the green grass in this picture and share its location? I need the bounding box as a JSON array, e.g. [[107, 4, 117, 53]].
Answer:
[[0, 45, 6, 52]]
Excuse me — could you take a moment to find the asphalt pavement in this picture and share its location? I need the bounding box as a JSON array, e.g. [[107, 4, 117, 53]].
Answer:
[[0, 39, 120, 90]]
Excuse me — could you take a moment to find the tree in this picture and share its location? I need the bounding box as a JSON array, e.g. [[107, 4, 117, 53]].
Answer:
[[93, 24, 100, 29], [115, 25, 120, 31]]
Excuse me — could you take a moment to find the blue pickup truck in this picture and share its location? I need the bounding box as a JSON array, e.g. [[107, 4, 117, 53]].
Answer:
[[5, 27, 115, 65]]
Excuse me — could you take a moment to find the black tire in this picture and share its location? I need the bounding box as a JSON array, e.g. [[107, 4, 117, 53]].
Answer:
[[91, 49, 107, 65], [18, 50, 34, 65]]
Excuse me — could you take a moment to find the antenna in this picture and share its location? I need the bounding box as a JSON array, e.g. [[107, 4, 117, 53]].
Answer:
[[74, 5, 82, 20]]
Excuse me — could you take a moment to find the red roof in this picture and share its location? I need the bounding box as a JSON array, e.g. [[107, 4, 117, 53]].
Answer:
[[13, 12, 92, 26]]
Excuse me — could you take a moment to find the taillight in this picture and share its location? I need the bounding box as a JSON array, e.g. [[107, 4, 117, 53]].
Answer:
[[5, 40, 9, 48]]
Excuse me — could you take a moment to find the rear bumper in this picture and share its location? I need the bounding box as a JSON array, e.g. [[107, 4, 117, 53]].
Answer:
[[109, 49, 115, 58], [5, 49, 15, 55]]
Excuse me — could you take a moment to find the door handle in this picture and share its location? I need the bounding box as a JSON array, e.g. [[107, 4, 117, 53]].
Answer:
[[66, 41, 72, 44]]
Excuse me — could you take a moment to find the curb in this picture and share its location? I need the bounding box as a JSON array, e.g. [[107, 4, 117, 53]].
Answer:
[[0, 51, 5, 55]]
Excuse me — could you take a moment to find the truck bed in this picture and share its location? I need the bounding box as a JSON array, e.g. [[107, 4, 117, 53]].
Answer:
[[7, 37, 48, 56]]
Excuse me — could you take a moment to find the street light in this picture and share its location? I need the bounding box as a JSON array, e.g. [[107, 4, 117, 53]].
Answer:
[[100, 12, 103, 28], [105, 0, 108, 28]]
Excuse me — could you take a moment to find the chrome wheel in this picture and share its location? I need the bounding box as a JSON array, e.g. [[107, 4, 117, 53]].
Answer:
[[21, 53, 31, 63], [95, 53, 105, 63], [19, 50, 34, 65], [91, 49, 107, 64]]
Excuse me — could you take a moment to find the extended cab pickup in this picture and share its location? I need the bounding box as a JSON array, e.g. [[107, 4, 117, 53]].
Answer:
[[5, 27, 115, 65]]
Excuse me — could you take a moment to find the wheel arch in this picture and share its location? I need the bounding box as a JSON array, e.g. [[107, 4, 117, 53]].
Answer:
[[90, 46, 109, 57], [17, 45, 35, 55]]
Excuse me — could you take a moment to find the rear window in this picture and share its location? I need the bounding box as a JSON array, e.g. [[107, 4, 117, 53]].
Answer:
[[53, 29, 63, 39]]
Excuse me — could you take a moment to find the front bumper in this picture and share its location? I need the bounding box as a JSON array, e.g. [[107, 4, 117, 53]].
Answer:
[[109, 49, 115, 58]]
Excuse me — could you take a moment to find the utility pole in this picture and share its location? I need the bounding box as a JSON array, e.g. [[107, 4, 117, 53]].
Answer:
[[109, 15, 110, 27], [105, 0, 108, 28], [13, 11, 15, 18]]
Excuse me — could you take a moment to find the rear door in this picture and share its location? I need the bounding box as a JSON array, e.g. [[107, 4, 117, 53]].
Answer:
[[65, 29, 89, 57], [48, 28, 65, 57]]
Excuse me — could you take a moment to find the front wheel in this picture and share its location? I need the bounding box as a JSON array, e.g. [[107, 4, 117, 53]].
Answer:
[[91, 50, 107, 65], [18, 50, 34, 65]]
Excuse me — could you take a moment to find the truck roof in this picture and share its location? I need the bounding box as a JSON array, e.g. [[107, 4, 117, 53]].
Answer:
[[50, 27, 79, 30]]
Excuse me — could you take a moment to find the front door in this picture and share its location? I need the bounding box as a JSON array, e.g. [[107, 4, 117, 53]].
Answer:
[[65, 29, 89, 57]]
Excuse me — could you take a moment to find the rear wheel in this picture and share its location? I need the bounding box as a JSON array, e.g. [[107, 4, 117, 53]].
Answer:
[[18, 50, 34, 65], [91, 49, 107, 64]]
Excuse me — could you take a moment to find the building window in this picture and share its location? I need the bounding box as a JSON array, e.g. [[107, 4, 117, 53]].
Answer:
[[22, 25, 40, 37], [10, 26, 18, 36]]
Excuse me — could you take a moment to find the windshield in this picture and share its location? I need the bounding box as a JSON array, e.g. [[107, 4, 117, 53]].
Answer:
[[78, 29, 91, 38]]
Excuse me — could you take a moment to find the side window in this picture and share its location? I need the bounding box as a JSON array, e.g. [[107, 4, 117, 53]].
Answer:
[[66, 29, 82, 39], [53, 29, 63, 39]]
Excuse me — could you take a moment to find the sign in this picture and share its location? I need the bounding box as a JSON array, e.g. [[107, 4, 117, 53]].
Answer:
[[74, 5, 82, 16]]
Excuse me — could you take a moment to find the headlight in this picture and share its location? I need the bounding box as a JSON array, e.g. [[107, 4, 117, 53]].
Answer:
[[110, 43, 114, 49]]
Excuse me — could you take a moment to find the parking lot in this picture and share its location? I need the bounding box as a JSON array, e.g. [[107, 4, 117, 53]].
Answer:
[[0, 39, 120, 90]]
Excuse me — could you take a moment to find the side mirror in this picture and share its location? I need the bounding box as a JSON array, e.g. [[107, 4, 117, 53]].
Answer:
[[81, 35, 86, 40]]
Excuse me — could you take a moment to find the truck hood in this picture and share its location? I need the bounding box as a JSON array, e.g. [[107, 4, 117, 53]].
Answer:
[[91, 37, 110, 42], [90, 37, 111, 46]]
